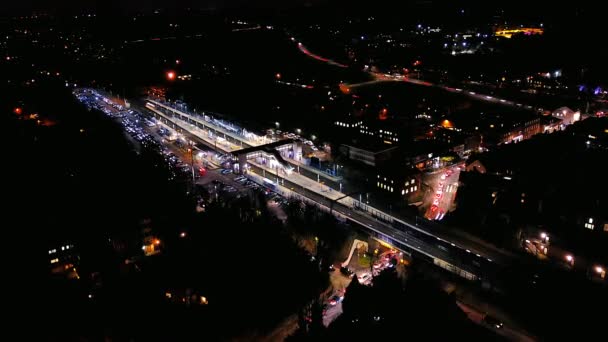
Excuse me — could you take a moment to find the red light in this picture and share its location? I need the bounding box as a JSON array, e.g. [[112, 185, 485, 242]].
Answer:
[[275, 73, 281, 79], [175, 59, 180, 64], [14, 107, 22, 115], [379, 108, 388, 120], [166, 71, 176, 80]]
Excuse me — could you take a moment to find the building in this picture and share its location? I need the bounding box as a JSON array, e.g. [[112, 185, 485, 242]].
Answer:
[[552, 106, 580, 127], [340, 140, 398, 167], [375, 166, 422, 200], [441, 108, 543, 147], [427, 127, 481, 155]]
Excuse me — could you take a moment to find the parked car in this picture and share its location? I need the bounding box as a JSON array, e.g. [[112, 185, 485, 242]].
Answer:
[[340, 267, 354, 277]]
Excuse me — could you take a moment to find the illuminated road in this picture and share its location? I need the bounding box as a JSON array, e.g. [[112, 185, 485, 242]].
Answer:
[[295, 41, 348, 68], [292, 38, 538, 111], [423, 164, 462, 220]]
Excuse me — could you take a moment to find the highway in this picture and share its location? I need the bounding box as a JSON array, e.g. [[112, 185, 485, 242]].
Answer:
[[142, 100, 518, 282], [293, 40, 539, 112]]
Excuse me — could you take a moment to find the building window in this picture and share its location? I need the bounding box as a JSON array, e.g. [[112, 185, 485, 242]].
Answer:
[[401, 189, 405, 195], [585, 223, 594, 230], [414, 186, 417, 191]]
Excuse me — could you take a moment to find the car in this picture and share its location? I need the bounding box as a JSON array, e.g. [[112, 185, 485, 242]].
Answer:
[[483, 315, 503, 329], [340, 267, 354, 277], [328, 295, 344, 306], [358, 273, 372, 284]]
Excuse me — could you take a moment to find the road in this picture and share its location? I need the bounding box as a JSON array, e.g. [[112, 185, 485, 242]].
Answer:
[[457, 301, 536, 342], [293, 40, 539, 112], [423, 164, 462, 220]]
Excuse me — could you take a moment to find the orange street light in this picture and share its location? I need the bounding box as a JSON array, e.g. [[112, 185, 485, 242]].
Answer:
[[154, 239, 161, 246], [166, 71, 176, 81]]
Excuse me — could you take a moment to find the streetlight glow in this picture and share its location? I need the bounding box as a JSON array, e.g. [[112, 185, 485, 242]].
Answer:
[[565, 255, 573, 262]]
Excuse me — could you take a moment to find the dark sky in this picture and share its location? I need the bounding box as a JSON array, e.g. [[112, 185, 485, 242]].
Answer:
[[1, 0, 603, 34], [1, 0, 317, 14]]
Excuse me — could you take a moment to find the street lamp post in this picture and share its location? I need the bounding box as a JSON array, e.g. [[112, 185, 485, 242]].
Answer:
[[188, 142, 195, 187]]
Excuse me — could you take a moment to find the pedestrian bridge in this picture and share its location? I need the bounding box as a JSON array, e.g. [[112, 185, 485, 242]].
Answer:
[[231, 139, 298, 174]]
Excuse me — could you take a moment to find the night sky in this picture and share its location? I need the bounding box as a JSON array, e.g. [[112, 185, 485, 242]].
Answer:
[[0, 0, 600, 15]]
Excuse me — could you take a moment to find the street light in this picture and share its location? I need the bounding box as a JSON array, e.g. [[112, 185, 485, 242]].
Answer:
[[540, 232, 547, 239], [296, 128, 302, 135], [275, 122, 280, 128]]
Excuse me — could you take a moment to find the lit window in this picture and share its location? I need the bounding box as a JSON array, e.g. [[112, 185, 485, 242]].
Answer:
[[589, 218, 594, 224], [50, 258, 59, 264], [414, 186, 417, 191], [401, 189, 405, 195], [377, 182, 380, 187], [406, 189, 409, 194], [390, 187, 394, 192]]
